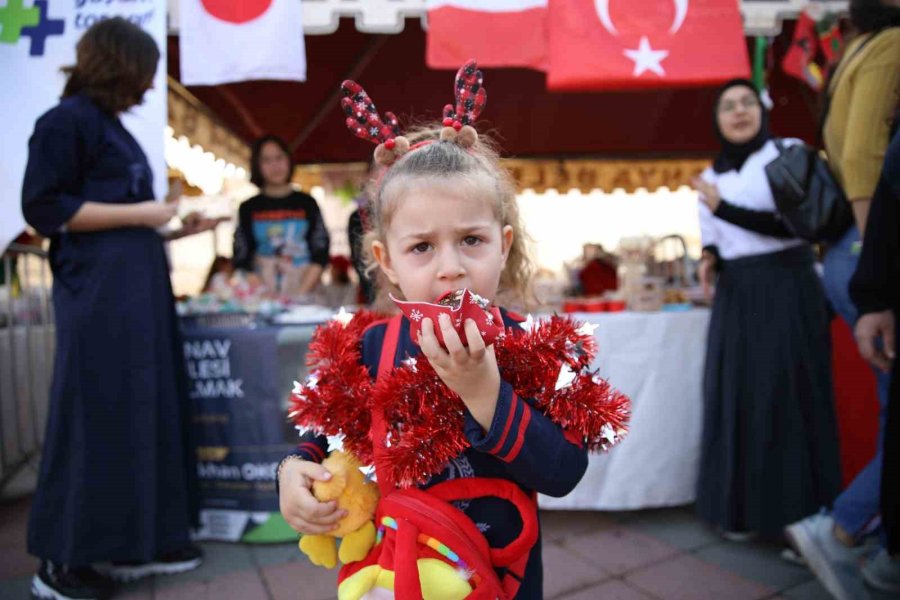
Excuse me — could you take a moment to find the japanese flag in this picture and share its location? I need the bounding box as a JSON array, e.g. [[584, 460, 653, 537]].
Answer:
[[180, 0, 306, 85]]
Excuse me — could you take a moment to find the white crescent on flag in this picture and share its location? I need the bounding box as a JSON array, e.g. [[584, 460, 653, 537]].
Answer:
[[594, 0, 690, 36], [594, 0, 618, 36], [671, 0, 689, 34]]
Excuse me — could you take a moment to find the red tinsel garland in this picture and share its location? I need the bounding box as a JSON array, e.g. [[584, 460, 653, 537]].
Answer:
[[289, 311, 631, 488]]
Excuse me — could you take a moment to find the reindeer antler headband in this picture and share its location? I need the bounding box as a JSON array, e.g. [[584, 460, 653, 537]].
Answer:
[[341, 60, 487, 167]]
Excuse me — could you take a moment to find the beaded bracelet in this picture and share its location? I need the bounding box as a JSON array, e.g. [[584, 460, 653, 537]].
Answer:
[[276, 454, 306, 487]]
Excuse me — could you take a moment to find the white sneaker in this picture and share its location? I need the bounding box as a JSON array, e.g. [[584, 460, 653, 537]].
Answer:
[[786, 514, 871, 600], [862, 549, 900, 594], [99, 545, 203, 582]]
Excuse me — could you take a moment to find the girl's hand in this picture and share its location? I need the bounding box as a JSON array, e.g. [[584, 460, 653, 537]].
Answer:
[[278, 458, 348, 535], [693, 177, 722, 213], [419, 314, 501, 431]]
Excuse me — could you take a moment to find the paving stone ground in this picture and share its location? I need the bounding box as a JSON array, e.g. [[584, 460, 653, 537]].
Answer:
[[3, 497, 894, 599]]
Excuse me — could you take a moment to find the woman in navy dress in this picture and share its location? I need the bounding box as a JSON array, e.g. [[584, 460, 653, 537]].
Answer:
[[22, 18, 208, 600]]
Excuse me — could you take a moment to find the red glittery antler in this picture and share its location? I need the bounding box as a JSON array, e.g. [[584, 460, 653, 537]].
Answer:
[[341, 81, 402, 146], [442, 60, 487, 130]]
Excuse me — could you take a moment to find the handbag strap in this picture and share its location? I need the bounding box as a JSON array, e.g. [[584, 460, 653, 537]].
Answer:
[[774, 138, 786, 154]]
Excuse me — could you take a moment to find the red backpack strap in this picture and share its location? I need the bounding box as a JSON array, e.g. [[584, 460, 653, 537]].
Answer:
[[427, 478, 538, 599], [426, 478, 539, 568], [371, 315, 403, 495], [499, 492, 538, 598], [376, 315, 402, 382]]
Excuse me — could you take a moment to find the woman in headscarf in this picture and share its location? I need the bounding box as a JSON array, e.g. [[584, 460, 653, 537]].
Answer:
[[692, 79, 842, 540]]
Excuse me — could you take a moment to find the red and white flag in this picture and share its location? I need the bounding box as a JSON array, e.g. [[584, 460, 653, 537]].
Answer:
[[426, 0, 548, 70], [180, 0, 306, 86], [547, 0, 749, 90]]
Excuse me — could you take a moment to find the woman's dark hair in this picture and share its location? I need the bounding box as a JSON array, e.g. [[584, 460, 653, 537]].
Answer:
[[249, 135, 296, 188], [62, 17, 159, 115], [850, 0, 900, 33]]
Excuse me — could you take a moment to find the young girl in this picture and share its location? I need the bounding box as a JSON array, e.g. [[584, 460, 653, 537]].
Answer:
[[278, 64, 625, 599], [232, 135, 330, 299]]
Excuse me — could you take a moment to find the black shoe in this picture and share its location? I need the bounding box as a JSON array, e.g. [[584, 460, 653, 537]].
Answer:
[[31, 561, 115, 600], [105, 544, 204, 582]]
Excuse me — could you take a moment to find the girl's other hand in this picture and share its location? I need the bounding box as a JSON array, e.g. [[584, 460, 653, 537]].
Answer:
[[278, 458, 348, 535]]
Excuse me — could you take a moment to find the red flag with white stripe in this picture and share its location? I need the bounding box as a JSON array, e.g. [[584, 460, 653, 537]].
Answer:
[[426, 0, 548, 70]]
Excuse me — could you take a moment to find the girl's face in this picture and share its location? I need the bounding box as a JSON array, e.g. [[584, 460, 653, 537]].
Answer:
[[372, 181, 513, 304], [716, 86, 762, 145], [258, 141, 292, 186]]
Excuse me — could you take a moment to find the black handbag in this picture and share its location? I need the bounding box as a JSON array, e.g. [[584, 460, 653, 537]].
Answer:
[[764, 139, 853, 243], [763, 30, 892, 243]]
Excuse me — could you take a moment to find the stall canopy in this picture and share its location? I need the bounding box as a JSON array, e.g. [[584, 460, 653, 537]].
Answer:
[[166, 6, 832, 166]]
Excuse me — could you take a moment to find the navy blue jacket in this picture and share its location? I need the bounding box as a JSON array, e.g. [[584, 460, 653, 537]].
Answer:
[[291, 311, 589, 598]]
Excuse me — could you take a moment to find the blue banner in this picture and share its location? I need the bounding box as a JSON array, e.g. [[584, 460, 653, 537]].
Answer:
[[182, 326, 294, 514]]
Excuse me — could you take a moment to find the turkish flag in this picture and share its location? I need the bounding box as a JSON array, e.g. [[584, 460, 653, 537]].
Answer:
[[180, 0, 306, 85], [426, 0, 547, 70], [547, 0, 749, 90]]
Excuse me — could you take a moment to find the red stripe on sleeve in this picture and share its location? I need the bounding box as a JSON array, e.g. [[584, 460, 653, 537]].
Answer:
[[299, 443, 325, 462], [563, 428, 585, 448], [500, 402, 532, 463], [485, 393, 519, 455]]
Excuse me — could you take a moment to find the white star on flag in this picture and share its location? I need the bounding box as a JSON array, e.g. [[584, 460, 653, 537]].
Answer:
[[623, 37, 669, 77]]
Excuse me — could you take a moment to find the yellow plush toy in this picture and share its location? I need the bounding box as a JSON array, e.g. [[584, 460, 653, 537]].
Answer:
[[298, 451, 380, 569]]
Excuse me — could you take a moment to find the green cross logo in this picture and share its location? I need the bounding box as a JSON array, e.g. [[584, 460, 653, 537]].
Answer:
[[0, 0, 39, 44], [1, 0, 65, 55]]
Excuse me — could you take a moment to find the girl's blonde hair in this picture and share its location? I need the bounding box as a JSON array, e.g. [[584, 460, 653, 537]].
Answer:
[[362, 125, 534, 309]]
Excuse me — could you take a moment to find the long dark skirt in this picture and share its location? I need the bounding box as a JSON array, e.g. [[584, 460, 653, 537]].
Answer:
[[696, 245, 841, 536], [27, 228, 198, 566]]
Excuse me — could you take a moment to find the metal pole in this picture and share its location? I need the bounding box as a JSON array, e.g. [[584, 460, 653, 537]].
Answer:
[[22, 253, 38, 451], [0, 252, 11, 472]]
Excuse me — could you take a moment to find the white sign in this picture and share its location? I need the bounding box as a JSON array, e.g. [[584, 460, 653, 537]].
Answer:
[[0, 0, 168, 253]]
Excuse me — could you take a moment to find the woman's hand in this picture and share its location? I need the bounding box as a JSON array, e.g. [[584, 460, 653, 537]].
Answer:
[[855, 310, 896, 374], [278, 458, 347, 535], [166, 213, 227, 240], [693, 177, 722, 213], [135, 200, 178, 228], [698, 252, 717, 299], [419, 314, 500, 432]]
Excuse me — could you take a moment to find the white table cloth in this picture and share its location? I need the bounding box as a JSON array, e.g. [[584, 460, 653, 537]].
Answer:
[[539, 309, 710, 510]]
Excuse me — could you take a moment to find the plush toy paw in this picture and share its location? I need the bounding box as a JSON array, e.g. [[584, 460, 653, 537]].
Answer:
[[299, 534, 338, 569], [338, 521, 376, 564]]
